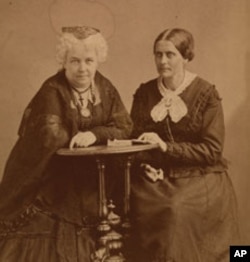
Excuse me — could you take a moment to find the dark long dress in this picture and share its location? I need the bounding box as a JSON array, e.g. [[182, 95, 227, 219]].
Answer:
[[0, 70, 133, 261], [129, 76, 239, 262]]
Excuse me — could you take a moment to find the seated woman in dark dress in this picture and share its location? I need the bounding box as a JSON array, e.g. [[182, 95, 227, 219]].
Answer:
[[0, 26, 132, 262], [130, 28, 239, 262]]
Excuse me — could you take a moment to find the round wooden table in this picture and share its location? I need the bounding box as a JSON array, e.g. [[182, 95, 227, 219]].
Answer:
[[57, 143, 159, 261], [57, 143, 158, 218]]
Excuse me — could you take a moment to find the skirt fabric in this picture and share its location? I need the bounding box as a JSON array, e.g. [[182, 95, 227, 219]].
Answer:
[[130, 171, 239, 262], [0, 157, 125, 262], [0, 211, 96, 262]]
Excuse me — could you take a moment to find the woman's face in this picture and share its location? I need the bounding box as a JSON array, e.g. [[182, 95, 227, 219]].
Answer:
[[154, 40, 188, 80], [64, 41, 99, 89]]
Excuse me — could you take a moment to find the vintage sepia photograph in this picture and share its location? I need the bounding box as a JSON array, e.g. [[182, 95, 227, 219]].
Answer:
[[0, 0, 249, 261]]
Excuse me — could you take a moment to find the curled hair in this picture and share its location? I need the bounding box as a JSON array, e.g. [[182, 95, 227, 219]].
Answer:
[[55, 32, 108, 66], [153, 28, 195, 61]]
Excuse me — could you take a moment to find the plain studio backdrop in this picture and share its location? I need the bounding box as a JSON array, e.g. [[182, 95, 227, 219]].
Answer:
[[0, 0, 249, 244]]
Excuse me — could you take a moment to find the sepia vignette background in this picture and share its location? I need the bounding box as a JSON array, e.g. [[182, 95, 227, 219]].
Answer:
[[0, 0, 249, 244]]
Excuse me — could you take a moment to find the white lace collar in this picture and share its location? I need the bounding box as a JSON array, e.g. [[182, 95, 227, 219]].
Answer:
[[151, 71, 197, 123], [158, 70, 197, 97]]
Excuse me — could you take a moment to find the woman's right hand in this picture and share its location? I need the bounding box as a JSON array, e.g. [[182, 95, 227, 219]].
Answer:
[[138, 132, 167, 152], [69, 131, 97, 149]]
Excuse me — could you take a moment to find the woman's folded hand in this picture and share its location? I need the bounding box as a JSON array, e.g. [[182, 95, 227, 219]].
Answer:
[[141, 163, 164, 182]]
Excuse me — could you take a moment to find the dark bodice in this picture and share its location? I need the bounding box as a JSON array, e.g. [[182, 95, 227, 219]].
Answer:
[[131, 76, 227, 175]]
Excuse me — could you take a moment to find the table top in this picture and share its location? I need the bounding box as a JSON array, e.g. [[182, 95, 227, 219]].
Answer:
[[57, 143, 159, 156]]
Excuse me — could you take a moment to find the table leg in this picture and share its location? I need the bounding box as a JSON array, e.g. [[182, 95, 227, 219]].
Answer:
[[123, 156, 132, 229], [93, 158, 125, 262], [96, 158, 108, 219]]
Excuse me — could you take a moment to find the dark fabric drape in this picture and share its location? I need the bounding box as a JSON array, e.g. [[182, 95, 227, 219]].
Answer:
[[0, 70, 132, 261]]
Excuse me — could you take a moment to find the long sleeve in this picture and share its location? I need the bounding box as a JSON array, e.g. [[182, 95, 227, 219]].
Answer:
[[131, 87, 147, 139], [131, 83, 160, 139], [166, 87, 225, 166], [131, 80, 226, 168], [89, 74, 133, 143], [0, 77, 71, 210], [17, 82, 70, 165]]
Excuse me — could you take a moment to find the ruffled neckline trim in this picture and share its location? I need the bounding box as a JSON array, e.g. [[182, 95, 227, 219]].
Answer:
[[157, 70, 197, 97], [150, 71, 197, 123]]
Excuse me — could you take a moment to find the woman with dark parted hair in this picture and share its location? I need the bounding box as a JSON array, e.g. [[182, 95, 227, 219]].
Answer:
[[0, 26, 132, 261], [130, 28, 239, 262]]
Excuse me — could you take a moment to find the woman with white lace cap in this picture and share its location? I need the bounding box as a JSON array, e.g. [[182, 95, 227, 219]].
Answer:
[[129, 28, 239, 262]]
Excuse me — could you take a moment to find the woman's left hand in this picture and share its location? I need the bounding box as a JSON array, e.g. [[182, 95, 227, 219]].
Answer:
[[69, 131, 97, 149], [138, 132, 167, 152]]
